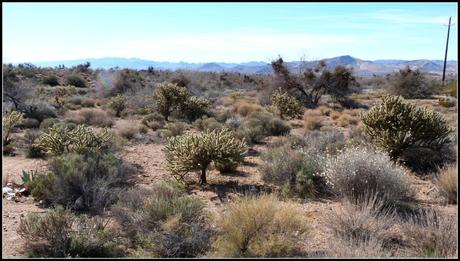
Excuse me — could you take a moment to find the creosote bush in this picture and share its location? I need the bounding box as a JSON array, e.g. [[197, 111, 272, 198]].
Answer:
[[41, 152, 136, 214], [112, 182, 213, 258], [212, 195, 309, 257], [321, 146, 413, 205], [361, 95, 452, 173], [18, 207, 122, 257], [271, 89, 304, 119], [165, 128, 246, 184], [386, 66, 434, 99]]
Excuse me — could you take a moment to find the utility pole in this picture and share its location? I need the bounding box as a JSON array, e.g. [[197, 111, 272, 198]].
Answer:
[[442, 16, 454, 86]]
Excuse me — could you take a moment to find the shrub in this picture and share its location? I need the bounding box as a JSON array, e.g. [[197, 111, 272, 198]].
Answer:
[[321, 146, 413, 205], [109, 94, 127, 117], [165, 128, 246, 184], [438, 96, 456, 108], [212, 195, 309, 257], [435, 165, 457, 204], [327, 196, 396, 245], [18, 207, 122, 257], [338, 114, 358, 127], [34, 125, 113, 156], [386, 67, 433, 99], [402, 208, 457, 258], [259, 145, 325, 198], [117, 120, 140, 140], [162, 122, 186, 138], [112, 182, 213, 257], [39, 118, 60, 130], [65, 108, 114, 127], [153, 82, 190, 121], [182, 96, 211, 121], [142, 112, 166, 131], [25, 171, 55, 200], [193, 117, 224, 132], [41, 75, 60, 86], [238, 111, 290, 143], [81, 97, 96, 107], [232, 100, 263, 117], [267, 118, 291, 136], [304, 115, 323, 130], [362, 95, 452, 172], [21, 118, 40, 129], [271, 89, 304, 119], [112, 69, 144, 95], [65, 74, 87, 88], [2, 110, 24, 145], [23, 129, 46, 158], [42, 152, 136, 213], [20, 100, 57, 123]]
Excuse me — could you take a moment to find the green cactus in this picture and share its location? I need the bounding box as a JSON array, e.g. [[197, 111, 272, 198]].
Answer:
[[153, 82, 190, 121], [361, 95, 451, 161], [165, 128, 246, 184], [34, 125, 112, 156], [108, 94, 127, 117], [2, 110, 24, 145], [182, 96, 211, 121], [271, 89, 304, 119]]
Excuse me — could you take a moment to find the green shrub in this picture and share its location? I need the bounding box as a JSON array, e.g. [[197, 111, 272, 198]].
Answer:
[[112, 182, 213, 257], [193, 117, 224, 132], [25, 171, 56, 200], [42, 152, 136, 214], [162, 122, 186, 138], [109, 94, 127, 117], [65, 74, 87, 88], [142, 112, 166, 131], [212, 195, 309, 257], [438, 96, 456, 108], [34, 125, 113, 156], [41, 75, 60, 86], [271, 89, 304, 119], [18, 207, 122, 257], [153, 82, 190, 121], [238, 111, 290, 143], [361, 95, 452, 172], [259, 145, 325, 198], [165, 128, 246, 184], [40, 118, 60, 130]]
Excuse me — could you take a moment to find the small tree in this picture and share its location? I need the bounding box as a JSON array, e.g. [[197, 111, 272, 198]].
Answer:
[[165, 128, 246, 184], [153, 82, 190, 121], [361, 95, 451, 162], [108, 94, 127, 117], [271, 89, 304, 119]]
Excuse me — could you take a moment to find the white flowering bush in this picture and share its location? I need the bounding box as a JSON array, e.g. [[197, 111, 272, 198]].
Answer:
[[320, 146, 413, 204]]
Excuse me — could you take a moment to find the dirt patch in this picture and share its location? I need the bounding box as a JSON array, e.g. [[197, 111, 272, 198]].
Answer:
[[2, 156, 48, 185]]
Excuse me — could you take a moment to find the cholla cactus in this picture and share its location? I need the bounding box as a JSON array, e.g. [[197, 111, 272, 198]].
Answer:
[[165, 128, 246, 184], [361, 95, 451, 160], [182, 96, 211, 121], [2, 110, 24, 145], [153, 82, 190, 121], [109, 94, 127, 117], [271, 89, 304, 119], [34, 125, 112, 156]]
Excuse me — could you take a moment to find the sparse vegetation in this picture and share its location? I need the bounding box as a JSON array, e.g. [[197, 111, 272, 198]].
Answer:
[[271, 89, 304, 119]]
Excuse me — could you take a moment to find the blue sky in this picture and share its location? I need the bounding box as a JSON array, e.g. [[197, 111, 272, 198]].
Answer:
[[3, 3, 458, 63]]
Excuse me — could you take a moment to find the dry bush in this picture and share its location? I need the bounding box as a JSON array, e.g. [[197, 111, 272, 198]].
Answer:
[[321, 146, 414, 205], [212, 195, 309, 257], [402, 208, 457, 258], [303, 111, 323, 130], [142, 112, 165, 131], [81, 97, 96, 107], [117, 120, 140, 140], [330, 110, 341, 120], [162, 122, 186, 138], [325, 235, 390, 258], [435, 165, 457, 204], [232, 100, 264, 117], [65, 108, 113, 127], [337, 113, 359, 127], [193, 117, 224, 132], [112, 182, 214, 258], [237, 111, 290, 143], [317, 105, 332, 116], [18, 207, 122, 257]]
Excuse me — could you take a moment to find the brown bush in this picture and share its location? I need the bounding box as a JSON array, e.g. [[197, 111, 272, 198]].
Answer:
[[303, 111, 323, 130], [117, 120, 140, 139], [65, 108, 113, 127], [232, 100, 264, 117], [435, 165, 457, 204]]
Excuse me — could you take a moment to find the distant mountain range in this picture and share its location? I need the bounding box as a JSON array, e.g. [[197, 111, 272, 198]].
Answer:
[[24, 55, 457, 76]]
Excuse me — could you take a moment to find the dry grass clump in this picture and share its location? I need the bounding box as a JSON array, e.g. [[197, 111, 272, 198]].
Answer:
[[337, 113, 359, 127], [330, 110, 342, 120], [65, 108, 113, 127], [232, 100, 264, 117], [303, 114, 323, 131], [435, 165, 457, 204], [117, 120, 141, 139], [402, 208, 457, 258], [212, 194, 309, 257], [317, 105, 332, 116]]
